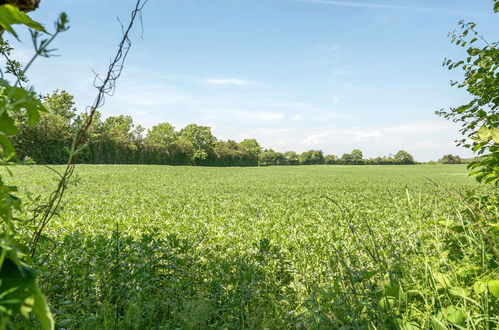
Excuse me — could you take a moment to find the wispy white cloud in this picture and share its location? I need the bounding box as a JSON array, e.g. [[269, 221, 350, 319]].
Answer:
[[288, 0, 485, 15], [302, 132, 329, 146], [292, 113, 305, 121], [204, 78, 255, 86], [238, 111, 284, 121]]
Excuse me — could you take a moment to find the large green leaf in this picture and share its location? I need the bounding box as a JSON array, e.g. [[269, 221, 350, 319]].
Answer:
[[0, 254, 54, 329], [0, 113, 18, 136], [441, 305, 466, 325], [487, 280, 499, 298], [0, 4, 46, 39]]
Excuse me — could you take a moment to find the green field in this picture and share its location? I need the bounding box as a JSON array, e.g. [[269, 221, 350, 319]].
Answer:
[[8, 165, 498, 329]]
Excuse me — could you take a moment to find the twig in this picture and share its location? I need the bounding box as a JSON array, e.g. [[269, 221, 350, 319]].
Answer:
[[30, 0, 148, 257]]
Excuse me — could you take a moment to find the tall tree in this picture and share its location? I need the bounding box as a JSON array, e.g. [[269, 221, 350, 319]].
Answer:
[[179, 124, 216, 163], [394, 150, 414, 164]]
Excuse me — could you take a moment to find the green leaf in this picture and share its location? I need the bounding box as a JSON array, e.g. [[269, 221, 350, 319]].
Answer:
[[477, 126, 490, 141], [0, 4, 46, 39], [433, 272, 452, 289], [449, 287, 470, 298], [383, 280, 400, 297], [487, 280, 499, 298], [0, 134, 14, 156], [0, 252, 54, 330], [0, 113, 18, 136], [32, 286, 55, 330], [491, 128, 499, 144], [441, 305, 466, 325], [473, 281, 486, 295]]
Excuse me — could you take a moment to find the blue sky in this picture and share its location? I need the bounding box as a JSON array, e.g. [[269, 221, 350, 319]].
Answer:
[[9, 0, 499, 161]]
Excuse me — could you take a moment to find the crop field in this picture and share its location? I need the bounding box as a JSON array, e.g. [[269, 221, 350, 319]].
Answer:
[[7, 165, 498, 329]]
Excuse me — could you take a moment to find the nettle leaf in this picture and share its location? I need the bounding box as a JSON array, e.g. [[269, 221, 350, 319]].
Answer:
[[0, 4, 46, 39], [433, 272, 452, 289], [0, 112, 18, 136], [441, 305, 466, 325], [0, 82, 46, 127], [487, 280, 499, 298], [0, 134, 14, 156], [492, 128, 499, 144], [0, 254, 54, 329], [473, 281, 487, 294]]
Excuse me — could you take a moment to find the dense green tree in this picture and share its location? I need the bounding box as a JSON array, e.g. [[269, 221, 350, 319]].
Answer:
[[299, 150, 324, 165], [239, 139, 262, 159], [440, 154, 462, 164], [259, 149, 285, 166], [350, 149, 363, 162], [394, 150, 415, 164], [144, 122, 176, 148], [180, 124, 216, 163], [42, 89, 77, 121], [14, 90, 76, 163], [324, 154, 338, 165], [284, 151, 299, 165]]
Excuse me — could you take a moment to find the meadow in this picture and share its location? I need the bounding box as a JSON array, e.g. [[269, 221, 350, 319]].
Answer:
[[8, 164, 498, 329]]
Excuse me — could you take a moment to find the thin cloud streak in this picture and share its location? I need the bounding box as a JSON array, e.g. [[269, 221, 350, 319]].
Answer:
[[204, 78, 255, 86], [289, 0, 487, 15]]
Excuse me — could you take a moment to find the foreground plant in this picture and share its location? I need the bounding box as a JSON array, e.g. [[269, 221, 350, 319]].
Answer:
[[436, 2, 499, 185], [0, 4, 68, 328]]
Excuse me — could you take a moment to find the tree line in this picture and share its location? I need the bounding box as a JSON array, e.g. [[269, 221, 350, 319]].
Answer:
[[14, 90, 422, 166]]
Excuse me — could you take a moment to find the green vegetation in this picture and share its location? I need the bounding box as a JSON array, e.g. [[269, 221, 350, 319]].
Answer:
[[2, 164, 496, 329], [0, 0, 497, 329], [13, 91, 419, 167]]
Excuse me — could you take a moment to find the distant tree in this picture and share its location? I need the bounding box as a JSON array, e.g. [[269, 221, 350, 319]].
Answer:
[[340, 153, 352, 164], [145, 123, 177, 148], [394, 150, 415, 164], [42, 89, 77, 121], [440, 154, 463, 164], [324, 154, 338, 164], [14, 90, 77, 163], [299, 150, 324, 165], [180, 124, 216, 163], [170, 137, 195, 164], [350, 149, 363, 162], [214, 140, 254, 166], [284, 151, 299, 165], [259, 149, 285, 166], [239, 138, 262, 159]]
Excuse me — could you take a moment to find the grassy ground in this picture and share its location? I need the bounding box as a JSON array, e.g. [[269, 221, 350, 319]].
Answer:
[[6, 165, 498, 329]]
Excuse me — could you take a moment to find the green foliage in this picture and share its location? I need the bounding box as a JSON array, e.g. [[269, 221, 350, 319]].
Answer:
[[6, 164, 497, 328], [258, 148, 285, 166], [179, 124, 216, 163], [436, 17, 499, 184], [0, 240, 54, 329], [284, 151, 299, 165], [0, 5, 69, 329], [0, 4, 45, 39], [440, 154, 463, 164], [13, 90, 424, 167], [394, 149, 415, 164], [238, 138, 262, 159], [298, 149, 324, 165]]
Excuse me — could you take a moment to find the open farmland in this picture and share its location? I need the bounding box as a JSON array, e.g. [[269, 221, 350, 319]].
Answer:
[[7, 164, 497, 329]]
